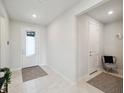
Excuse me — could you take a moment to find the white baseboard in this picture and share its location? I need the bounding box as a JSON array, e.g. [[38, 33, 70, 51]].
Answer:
[[10, 64, 47, 72], [11, 67, 22, 72], [77, 68, 103, 83], [39, 64, 47, 66]]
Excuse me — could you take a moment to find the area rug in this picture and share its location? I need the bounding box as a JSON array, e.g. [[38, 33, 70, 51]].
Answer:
[[22, 65, 48, 82], [87, 72, 123, 93]]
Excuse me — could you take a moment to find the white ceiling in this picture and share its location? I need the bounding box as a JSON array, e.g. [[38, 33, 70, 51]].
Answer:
[[87, 0, 123, 24], [3, 0, 81, 25]]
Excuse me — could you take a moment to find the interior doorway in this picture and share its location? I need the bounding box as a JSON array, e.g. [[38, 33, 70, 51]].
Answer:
[[77, 14, 103, 79], [76, 0, 123, 80], [88, 21, 100, 74]]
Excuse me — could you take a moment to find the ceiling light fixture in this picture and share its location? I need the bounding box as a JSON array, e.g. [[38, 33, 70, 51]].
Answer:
[[108, 10, 114, 15], [32, 14, 37, 18]]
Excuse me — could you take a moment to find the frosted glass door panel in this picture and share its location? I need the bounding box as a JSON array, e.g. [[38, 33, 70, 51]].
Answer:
[[26, 36, 35, 56]]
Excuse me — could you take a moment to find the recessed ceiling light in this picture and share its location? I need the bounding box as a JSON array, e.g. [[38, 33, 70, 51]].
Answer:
[[108, 11, 114, 15], [32, 14, 37, 18]]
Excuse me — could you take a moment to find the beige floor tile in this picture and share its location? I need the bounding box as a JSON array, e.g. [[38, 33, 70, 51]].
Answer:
[[9, 66, 120, 93]]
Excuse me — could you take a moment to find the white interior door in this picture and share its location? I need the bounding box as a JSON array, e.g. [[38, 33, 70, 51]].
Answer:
[[22, 28, 38, 68], [88, 21, 99, 74]]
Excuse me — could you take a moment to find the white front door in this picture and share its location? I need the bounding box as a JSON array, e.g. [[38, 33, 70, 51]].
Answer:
[[22, 28, 38, 68], [88, 21, 99, 74]]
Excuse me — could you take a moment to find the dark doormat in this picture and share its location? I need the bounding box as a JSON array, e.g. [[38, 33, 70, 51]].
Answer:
[[22, 65, 48, 82], [87, 72, 123, 93]]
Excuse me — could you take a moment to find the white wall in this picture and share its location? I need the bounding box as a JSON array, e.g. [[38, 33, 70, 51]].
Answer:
[[0, 0, 8, 18], [47, 13, 77, 82], [47, 0, 107, 82], [0, 0, 10, 68], [10, 20, 47, 70], [103, 20, 123, 71], [77, 14, 104, 80]]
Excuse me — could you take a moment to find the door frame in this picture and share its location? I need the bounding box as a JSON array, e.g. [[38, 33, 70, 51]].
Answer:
[[88, 20, 99, 75], [21, 26, 39, 68], [73, 0, 107, 80]]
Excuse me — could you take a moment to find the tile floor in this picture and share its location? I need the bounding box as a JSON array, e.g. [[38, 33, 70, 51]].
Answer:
[[8, 66, 122, 93]]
